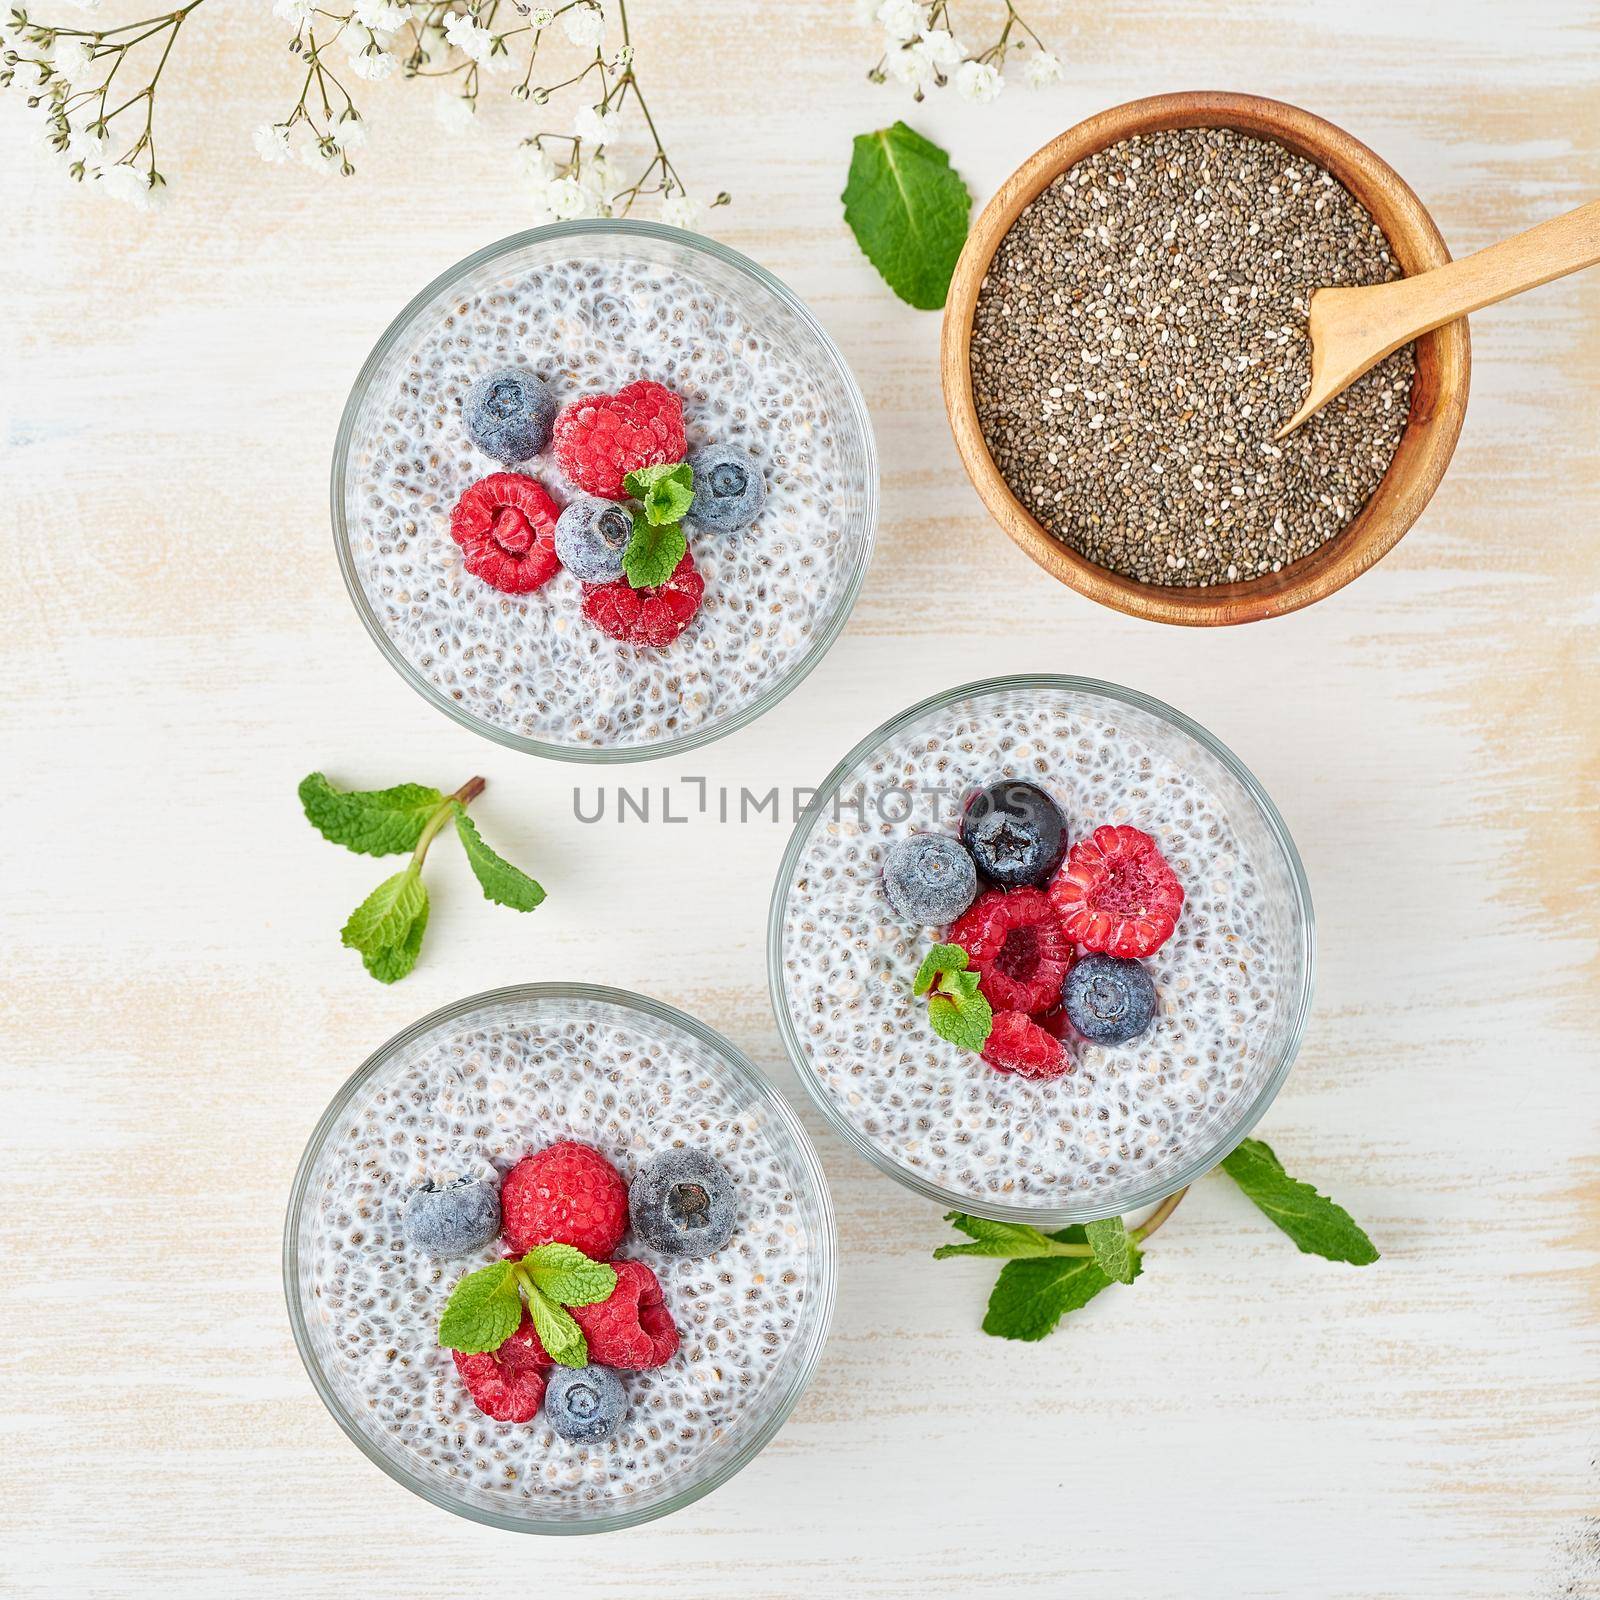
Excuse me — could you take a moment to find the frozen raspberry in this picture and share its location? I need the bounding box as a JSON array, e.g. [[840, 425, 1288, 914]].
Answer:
[[947, 887, 1073, 1015], [448, 472, 561, 594], [582, 550, 705, 648], [552, 379, 686, 500], [451, 1315, 552, 1422], [981, 1010, 1072, 1080], [1049, 824, 1185, 959], [500, 1141, 629, 1260], [570, 1259, 680, 1370]]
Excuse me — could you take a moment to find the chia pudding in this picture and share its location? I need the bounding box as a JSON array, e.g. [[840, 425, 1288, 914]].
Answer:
[[287, 989, 835, 1529], [337, 229, 875, 755], [970, 126, 1416, 587], [772, 679, 1312, 1216]]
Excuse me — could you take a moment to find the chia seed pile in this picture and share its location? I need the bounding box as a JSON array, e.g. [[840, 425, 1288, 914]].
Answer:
[[294, 997, 826, 1522], [777, 684, 1307, 1208], [970, 127, 1416, 587]]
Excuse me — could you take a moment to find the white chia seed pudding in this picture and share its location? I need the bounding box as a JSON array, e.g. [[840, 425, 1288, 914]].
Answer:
[[773, 678, 1312, 1218], [288, 988, 835, 1531], [336, 225, 876, 756]]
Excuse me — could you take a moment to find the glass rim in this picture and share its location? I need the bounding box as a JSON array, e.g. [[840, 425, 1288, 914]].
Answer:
[[765, 672, 1317, 1227], [282, 981, 840, 1536], [329, 218, 879, 764]]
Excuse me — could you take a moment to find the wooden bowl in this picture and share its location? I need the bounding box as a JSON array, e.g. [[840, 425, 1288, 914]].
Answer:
[[940, 91, 1471, 626]]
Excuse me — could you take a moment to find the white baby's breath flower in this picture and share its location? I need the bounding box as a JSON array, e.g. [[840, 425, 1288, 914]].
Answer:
[[299, 136, 340, 175], [67, 125, 107, 165], [331, 117, 368, 152], [562, 2, 605, 48], [348, 48, 398, 80], [145, 173, 171, 211], [434, 91, 477, 134], [572, 102, 610, 145], [544, 175, 591, 220], [98, 162, 152, 208], [272, 0, 316, 27], [661, 191, 701, 231], [954, 58, 1003, 102], [443, 11, 493, 61], [354, 0, 407, 31], [916, 28, 963, 71], [253, 122, 292, 163], [875, 0, 922, 44], [528, 7, 554, 26], [48, 36, 94, 83], [609, 43, 633, 68], [1024, 50, 1064, 88], [517, 140, 556, 182], [887, 42, 934, 90]]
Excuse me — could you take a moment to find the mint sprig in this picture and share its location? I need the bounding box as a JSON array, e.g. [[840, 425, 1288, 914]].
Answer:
[[438, 1245, 618, 1367], [301, 774, 546, 983], [622, 510, 688, 589], [624, 462, 695, 527], [941, 1141, 1378, 1342], [913, 942, 994, 1052], [842, 121, 972, 310]]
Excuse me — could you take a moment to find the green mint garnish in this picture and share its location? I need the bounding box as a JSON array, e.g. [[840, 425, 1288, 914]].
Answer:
[[623, 461, 694, 526], [841, 121, 972, 310], [622, 510, 687, 590], [1220, 1139, 1380, 1265], [939, 1140, 1378, 1343], [913, 942, 968, 997], [303, 774, 544, 984], [438, 1245, 617, 1364], [1083, 1217, 1139, 1285], [437, 1259, 523, 1355], [298, 772, 444, 856]]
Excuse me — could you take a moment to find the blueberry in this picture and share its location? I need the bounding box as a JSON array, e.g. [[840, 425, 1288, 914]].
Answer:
[[882, 833, 978, 925], [461, 366, 556, 465], [629, 1148, 737, 1257], [545, 1364, 628, 1443], [960, 781, 1068, 889], [687, 444, 766, 533], [555, 495, 634, 583], [402, 1174, 500, 1257], [1062, 954, 1158, 1045]]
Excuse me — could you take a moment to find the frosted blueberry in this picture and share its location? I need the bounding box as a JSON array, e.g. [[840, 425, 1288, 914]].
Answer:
[[629, 1148, 737, 1257], [462, 366, 556, 465], [882, 833, 978, 925], [545, 1364, 628, 1443], [1062, 954, 1157, 1045], [687, 443, 766, 533], [555, 495, 634, 583], [402, 1174, 501, 1257], [961, 781, 1068, 889]]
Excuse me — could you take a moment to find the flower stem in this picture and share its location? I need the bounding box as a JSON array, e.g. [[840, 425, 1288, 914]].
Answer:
[[409, 776, 485, 869]]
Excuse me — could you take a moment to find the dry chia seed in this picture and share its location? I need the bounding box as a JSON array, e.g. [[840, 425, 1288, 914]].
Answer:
[[969, 126, 1417, 588]]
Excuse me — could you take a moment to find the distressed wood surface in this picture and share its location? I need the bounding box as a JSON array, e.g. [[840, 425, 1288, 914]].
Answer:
[[1, 2, 1596, 1595]]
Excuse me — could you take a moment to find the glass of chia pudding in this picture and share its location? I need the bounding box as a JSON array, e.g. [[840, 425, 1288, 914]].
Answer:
[[284, 984, 836, 1533], [768, 676, 1314, 1225], [333, 221, 877, 759]]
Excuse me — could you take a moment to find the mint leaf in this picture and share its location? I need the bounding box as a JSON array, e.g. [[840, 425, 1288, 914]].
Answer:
[[521, 1244, 616, 1307], [525, 1282, 588, 1368], [622, 511, 687, 589], [1084, 1217, 1138, 1284], [913, 942, 968, 997], [361, 889, 429, 984], [1220, 1139, 1380, 1265], [438, 1259, 522, 1354], [454, 810, 546, 912], [299, 772, 444, 856], [341, 866, 426, 959], [623, 462, 693, 526], [934, 1212, 1069, 1260], [983, 1251, 1115, 1341], [927, 967, 993, 1052], [842, 122, 971, 310]]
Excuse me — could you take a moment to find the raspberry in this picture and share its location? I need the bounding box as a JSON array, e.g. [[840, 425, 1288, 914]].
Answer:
[[500, 1141, 629, 1260], [552, 379, 686, 500], [451, 1315, 552, 1422], [981, 1010, 1072, 1080], [582, 550, 705, 648], [448, 472, 561, 594], [1049, 824, 1185, 959], [947, 887, 1073, 1015], [570, 1259, 680, 1370]]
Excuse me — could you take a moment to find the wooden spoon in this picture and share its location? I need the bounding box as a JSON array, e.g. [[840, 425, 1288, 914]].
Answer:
[[1276, 198, 1600, 438]]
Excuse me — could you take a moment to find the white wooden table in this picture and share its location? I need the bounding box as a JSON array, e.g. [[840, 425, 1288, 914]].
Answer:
[[2, 3, 1596, 1594]]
